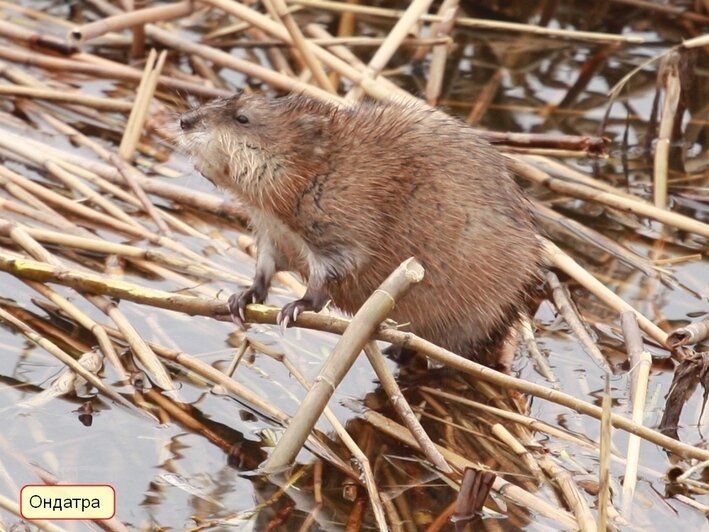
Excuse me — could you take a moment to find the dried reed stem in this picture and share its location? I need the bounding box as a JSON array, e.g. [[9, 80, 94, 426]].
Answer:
[[620, 312, 652, 517], [653, 51, 682, 208], [547, 271, 612, 372], [3, 254, 708, 462], [69, 0, 194, 42], [364, 341, 453, 473], [0, 84, 132, 111], [119, 49, 167, 160], [264, 257, 425, 472]]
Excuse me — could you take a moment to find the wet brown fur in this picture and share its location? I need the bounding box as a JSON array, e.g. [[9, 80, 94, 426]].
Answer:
[[179, 93, 543, 365]]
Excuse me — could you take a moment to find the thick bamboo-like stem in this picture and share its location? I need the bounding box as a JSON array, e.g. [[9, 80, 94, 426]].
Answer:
[[620, 311, 652, 517], [264, 258, 425, 473], [278, 351, 388, 531]]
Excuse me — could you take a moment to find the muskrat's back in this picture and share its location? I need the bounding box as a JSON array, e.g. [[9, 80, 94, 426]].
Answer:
[[179, 94, 542, 365]]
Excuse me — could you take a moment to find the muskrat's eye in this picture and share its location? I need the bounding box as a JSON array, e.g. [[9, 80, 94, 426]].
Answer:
[[236, 114, 249, 124]]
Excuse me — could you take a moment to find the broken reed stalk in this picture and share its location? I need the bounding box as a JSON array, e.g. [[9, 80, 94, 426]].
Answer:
[[276, 352, 388, 531], [597, 377, 612, 531], [546, 271, 612, 372], [653, 51, 682, 208], [620, 311, 652, 517], [264, 257, 425, 473], [346, 0, 436, 99], [543, 239, 669, 346], [2, 253, 708, 462], [69, 0, 194, 43], [363, 341, 453, 473], [119, 48, 167, 160]]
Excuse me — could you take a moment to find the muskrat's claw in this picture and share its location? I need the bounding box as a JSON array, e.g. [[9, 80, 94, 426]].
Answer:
[[277, 299, 311, 334], [228, 285, 267, 327]]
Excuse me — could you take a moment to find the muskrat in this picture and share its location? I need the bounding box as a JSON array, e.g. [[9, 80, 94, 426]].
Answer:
[[179, 93, 542, 365]]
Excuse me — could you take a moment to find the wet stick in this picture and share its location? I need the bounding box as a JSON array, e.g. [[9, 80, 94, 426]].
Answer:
[[547, 271, 612, 372], [620, 311, 652, 517], [364, 341, 453, 473]]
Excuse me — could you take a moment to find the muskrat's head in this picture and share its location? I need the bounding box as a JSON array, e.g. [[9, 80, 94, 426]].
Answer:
[[178, 93, 334, 202]]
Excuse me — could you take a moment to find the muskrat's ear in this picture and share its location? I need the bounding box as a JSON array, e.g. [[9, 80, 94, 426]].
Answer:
[[294, 115, 326, 139]]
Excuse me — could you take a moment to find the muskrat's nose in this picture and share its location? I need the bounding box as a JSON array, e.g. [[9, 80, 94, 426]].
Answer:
[[179, 111, 199, 131]]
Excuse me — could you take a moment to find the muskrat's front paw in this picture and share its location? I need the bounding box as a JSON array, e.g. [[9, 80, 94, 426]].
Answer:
[[276, 299, 314, 333], [228, 285, 267, 325]]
